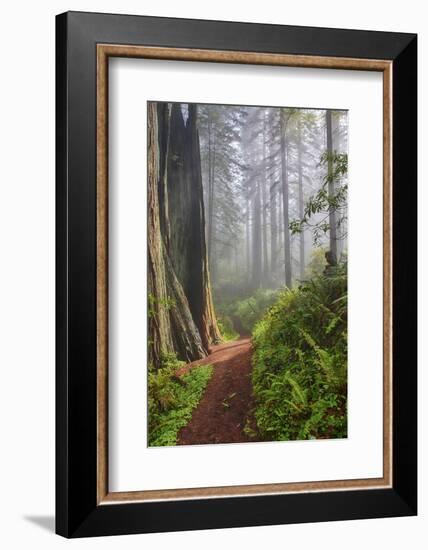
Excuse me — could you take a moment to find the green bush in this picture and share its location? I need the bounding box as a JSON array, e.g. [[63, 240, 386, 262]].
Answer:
[[148, 353, 213, 446], [304, 247, 328, 279], [217, 315, 239, 342], [251, 263, 347, 441], [216, 288, 280, 336]]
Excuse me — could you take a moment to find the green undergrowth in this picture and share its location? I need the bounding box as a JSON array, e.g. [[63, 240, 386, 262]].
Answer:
[[251, 263, 347, 441], [215, 288, 280, 336], [148, 353, 213, 447], [217, 316, 239, 342]]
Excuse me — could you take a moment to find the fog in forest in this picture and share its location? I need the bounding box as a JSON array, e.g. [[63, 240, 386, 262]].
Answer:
[[196, 103, 348, 337]]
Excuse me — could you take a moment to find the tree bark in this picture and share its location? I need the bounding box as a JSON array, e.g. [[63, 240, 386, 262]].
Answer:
[[147, 102, 220, 367], [147, 103, 174, 364], [187, 104, 222, 348]]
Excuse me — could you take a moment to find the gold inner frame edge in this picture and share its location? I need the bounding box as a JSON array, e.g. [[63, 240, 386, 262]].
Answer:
[[96, 44, 393, 505]]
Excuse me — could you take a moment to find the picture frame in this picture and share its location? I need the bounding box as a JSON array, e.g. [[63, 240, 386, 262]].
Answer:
[[56, 11, 417, 538]]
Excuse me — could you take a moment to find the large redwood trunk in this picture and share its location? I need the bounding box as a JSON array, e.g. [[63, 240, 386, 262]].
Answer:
[[147, 102, 221, 368]]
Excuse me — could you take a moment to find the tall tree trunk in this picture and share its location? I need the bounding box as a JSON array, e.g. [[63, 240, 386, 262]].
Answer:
[[261, 111, 269, 285], [148, 103, 205, 365], [156, 103, 171, 249], [280, 110, 292, 287], [207, 112, 214, 263], [252, 180, 262, 289], [278, 183, 283, 265], [188, 104, 222, 348], [147, 102, 221, 367], [207, 111, 216, 277], [270, 178, 277, 277], [297, 116, 305, 280], [326, 110, 338, 265], [208, 128, 217, 282], [148, 103, 174, 364], [333, 113, 344, 260], [246, 197, 251, 278]]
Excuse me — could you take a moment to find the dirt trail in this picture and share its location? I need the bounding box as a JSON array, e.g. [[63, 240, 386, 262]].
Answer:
[[177, 338, 259, 445]]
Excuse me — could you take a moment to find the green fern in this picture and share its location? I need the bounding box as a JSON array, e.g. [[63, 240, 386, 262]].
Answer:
[[251, 262, 347, 441]]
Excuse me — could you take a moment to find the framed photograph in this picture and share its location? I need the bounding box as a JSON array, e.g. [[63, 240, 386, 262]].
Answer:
[[56, 11, 417, 537]]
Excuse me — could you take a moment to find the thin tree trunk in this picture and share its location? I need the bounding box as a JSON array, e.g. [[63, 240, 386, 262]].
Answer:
[[280, 109, 292, 288], [326, 110, 338, 265], [209, 132, 217, 281], [246, 197, 251, 277], [297, 115, 305, 280], [261, 111, 269, 285], [278, 183, 283, 270], [252, 180, 262, 289], [270, 178, 277, 277], [207, 112, 213, 263]]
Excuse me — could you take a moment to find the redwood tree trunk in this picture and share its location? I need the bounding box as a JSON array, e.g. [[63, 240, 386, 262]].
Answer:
[[187, 104, 221, 349], [147, 104, 174, 364], [147, 102, 220, 367]]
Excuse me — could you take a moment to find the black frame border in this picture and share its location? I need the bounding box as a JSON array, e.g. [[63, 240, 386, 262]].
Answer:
[[56, 11, 417, 538]]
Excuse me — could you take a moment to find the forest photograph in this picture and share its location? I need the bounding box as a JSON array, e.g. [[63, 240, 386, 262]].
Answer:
[[147, 100, 348, 447]]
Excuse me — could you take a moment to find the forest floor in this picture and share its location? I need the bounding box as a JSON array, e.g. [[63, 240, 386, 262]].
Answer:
[[177, 338, 260, 445]]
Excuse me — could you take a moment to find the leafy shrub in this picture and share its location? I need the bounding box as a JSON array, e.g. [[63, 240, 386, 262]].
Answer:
[[216, 288, 280, 336], [251, 263, 347, 441], [217, 315, 239, 342], [148, 353, 213, 446], [234, 289, 279, 333], [304, 247, 328, 279]]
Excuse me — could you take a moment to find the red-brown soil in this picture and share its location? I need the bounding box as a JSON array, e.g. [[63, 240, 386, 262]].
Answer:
[[177, 338, 260, 445]]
